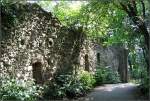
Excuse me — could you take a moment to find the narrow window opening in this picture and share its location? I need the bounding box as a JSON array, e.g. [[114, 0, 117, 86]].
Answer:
[[97, 53, 100, 64], [32, 62, 43, 84], [85, 54, 89, 71]]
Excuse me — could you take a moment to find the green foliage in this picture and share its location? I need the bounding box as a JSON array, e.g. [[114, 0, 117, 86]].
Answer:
[[0, 0, 26, 5], [79, 70, 96, 90], [65, 82, 86, 98], [130, 65, 146, 81], [129, 49, 147, 81], [1, 1, 28, 39], [43, 71, 95, 99], [140, 72, 150, 97], [105, 68, 121, 84], [43, 81, 65, 99], [1, 0, 149, 99], [94, 68, 107, 85], [131, 68, 141, 80], [43, 74, 83, 99], [38, 1, 82, 26], [0, 78, 43, 101], [38, 0, 149, 47], [94, 67, 120, 85]]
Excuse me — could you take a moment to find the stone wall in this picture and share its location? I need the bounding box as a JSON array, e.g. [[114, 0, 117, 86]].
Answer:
[[0, 3, 128, 83], [0, 3, 85, 84], [79, 42, 128, 82], [1, 3, 61, 83]]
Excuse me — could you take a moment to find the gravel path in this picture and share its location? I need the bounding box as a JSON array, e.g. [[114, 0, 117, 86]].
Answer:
[[82, 83, 144, 101]]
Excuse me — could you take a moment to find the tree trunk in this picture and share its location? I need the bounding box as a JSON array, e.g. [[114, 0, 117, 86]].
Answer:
[[120, 1, 149, 74]]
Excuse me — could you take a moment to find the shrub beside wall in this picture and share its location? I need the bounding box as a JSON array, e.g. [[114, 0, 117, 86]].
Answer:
[[43, 70, 95, 99], [94, 67, 121, 85], [0, 78, 43, 101]]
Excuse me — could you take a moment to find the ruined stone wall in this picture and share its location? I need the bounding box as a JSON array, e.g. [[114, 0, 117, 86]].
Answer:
[[1, 3, 61, 82], [79, 40, 96, 72], [79, 42, 120, 72], [0, 3, 128, 83], [0, 3, 85, 83], [79, 41, 128, 82]]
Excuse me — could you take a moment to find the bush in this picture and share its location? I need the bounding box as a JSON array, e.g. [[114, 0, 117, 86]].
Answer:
[[94, 68, 106, 85], [131, 67, 142, 80], [79, 70, 95, 89], [43, 81, 66, 99], [0, 78, 43, 101], [105, 68, 121, 84], [140, 71, 150, 97], [94, 67, 120, 85], [43, 74, 74, 99], [43, 71, 95, 99], [66, 81, 85, 98], [43, 74, 82, 99]]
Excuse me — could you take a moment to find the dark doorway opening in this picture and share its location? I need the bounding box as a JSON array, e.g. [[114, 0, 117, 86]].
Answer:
[[32, 61, 43, 84], [85, 54, 90, 71], [97, 53, 100, 65]]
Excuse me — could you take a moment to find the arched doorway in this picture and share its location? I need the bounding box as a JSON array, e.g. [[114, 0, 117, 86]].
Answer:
[[32, 61, 43, 84]]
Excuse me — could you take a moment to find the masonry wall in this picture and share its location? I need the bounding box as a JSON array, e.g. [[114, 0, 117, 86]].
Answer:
[[79, 42, 129, 82], [0, 3, 128, 83], [1, 3, 86, 83], [1, 3, 60, 83]]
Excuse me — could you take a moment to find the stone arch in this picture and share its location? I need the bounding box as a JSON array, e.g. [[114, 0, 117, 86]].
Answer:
[[84, 54, 90, 71], [32, 61, 43, 84]]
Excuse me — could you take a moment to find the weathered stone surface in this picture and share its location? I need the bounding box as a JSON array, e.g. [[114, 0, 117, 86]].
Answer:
[[1, 3, 61, 82], [79, 42, 128, 82], [0, 3, 85, 83], [0, 3, 128, 83]]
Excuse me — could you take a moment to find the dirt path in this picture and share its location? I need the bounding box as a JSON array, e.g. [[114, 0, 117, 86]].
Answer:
[[82, 83, 143, 101]]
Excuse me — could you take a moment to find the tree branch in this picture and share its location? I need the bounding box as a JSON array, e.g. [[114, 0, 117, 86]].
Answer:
[[130, 0, 137, 14], [120, 2, 130, 15], [140, 0, 146, 18]]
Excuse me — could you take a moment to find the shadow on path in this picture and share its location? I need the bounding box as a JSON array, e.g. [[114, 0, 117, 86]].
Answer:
[[81, 83, 147, 101]]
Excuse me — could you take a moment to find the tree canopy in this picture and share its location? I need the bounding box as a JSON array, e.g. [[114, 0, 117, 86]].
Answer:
[[38, 0, 149, 73]]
